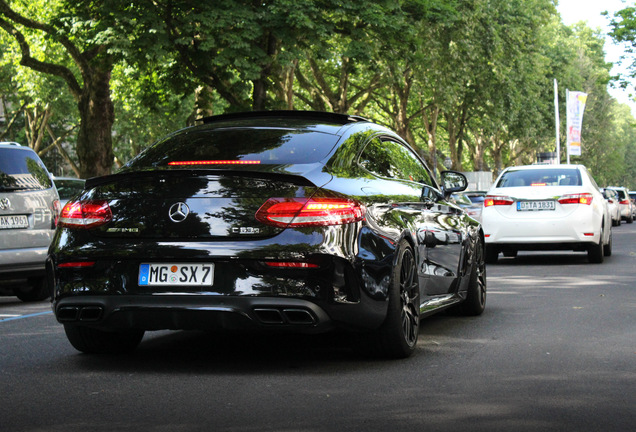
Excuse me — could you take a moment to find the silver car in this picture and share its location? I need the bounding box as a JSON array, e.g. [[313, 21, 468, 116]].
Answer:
[[0, 142, 60, 301]]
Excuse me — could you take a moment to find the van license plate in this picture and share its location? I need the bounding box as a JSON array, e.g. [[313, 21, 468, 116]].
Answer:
[[0, 215, 29, 229]]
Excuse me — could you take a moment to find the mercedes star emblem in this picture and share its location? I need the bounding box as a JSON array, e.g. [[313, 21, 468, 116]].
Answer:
[[168, 202, 190, 223]]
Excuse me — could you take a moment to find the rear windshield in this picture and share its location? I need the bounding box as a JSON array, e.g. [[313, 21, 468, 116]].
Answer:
[[125, 128, 340, 169], [0, 148, 52, 191], [54, 179, 86, 199], [467, 194, 485, 204], [612, 189, 628, 200], [496, 168, 582, 188]]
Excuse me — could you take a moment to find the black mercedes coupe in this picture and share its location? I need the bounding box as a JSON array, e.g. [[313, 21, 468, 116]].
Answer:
[[47, 111, 486, 358]]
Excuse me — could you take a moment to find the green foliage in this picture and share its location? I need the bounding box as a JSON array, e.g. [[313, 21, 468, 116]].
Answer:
[[1, 0, 635, 185]]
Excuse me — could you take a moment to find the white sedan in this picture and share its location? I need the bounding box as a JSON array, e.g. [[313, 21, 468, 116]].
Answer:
[[482, 164, 612, 263]]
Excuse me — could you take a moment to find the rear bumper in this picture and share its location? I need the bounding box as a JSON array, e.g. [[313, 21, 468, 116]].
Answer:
[[0, 247, 48, 280], [483, 208, 602, 245], [54, 295, 338, 334]]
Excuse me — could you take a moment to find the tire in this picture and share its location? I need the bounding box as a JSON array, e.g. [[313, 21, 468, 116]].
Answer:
[[628, 214, 634, 224], [64, 325, 145, 354], [587, 227, 604, 264], [457, 237, 487, 316], [13, 277, 50, 302], [369, 240, 420, 359], [603, 227, 612, 257], [485, 245, 498, 264], [503, 250, 517, 258]]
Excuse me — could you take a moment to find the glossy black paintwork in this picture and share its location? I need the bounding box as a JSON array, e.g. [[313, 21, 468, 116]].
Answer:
[[48, 116, 482, 332]]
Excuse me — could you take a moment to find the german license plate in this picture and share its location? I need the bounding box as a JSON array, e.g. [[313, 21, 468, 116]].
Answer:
[[138, 263, 214, 286], [0, 215, 29, 229], [517, 200, 556, 211]]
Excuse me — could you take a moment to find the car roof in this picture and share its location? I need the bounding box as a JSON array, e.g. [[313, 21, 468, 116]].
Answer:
[[194, 110, 373, 136], [502, 164, 586, 171], [0, 141, 31, 150]]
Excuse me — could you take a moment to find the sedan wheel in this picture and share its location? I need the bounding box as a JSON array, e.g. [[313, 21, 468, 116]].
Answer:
[[370, 240, 420, 359], [587, 227, 604, 264], [13, 277, 50, 302], [603, 228, 612, 257]]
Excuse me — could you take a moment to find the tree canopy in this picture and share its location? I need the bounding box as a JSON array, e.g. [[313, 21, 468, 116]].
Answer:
[[1, 0, 636, 187]]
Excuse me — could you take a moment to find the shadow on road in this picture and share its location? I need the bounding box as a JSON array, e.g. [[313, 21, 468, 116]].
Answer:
[[60, 314, 471, 374]]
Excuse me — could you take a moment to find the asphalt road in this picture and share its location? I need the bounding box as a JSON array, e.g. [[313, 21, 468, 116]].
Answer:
[[2, 224, 635, 432]]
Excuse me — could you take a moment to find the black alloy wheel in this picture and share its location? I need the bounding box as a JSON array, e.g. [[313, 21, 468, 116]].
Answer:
[[399, 247, 420, 347], [370, 240, 420, 359], [457, 237, 487, 316]]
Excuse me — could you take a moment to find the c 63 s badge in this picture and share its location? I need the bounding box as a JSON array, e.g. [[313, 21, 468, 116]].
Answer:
[[107, 227, 140, 233], [232, 227, 261, 234]]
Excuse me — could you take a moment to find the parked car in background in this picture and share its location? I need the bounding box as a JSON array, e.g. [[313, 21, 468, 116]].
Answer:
[[601, 188, 621, 226], [605, 186, 633, 224], [47, 111, 486, 358], [52, 176, 85, 207], [628, 191, 636, 219], [464, 191, 487, 206], [451, 192, 483, 222], [482, 164, 611, 264], [0, 142, 60, 301]]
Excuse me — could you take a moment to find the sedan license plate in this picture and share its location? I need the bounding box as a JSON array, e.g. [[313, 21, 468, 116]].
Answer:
[[517, 200, 556, 211], [0, 215, 29, 229], [138, 263, 214, 286]]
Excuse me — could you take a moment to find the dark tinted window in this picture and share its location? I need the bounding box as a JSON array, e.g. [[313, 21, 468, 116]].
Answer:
[[126, 128, 340, 168], [496, 168, 582, 188], [0, 147, 52, 190], [613, 189, 628, 200], [54, 179, 86, 199], [467, 194, 486, 204], [358, 139, 434, 186]]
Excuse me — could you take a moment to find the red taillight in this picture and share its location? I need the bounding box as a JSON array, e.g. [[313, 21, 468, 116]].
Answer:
[[264, 261, 319, 268], [59, 200, 112, 228], [255, 197, 365, 227], [558, 193, 593, 205], [57, 261, 96, 268], [168, 160, 261, 166], [52, 199, 62, 227], [619, 199, 630, 205], [484, 195, 514, 207]]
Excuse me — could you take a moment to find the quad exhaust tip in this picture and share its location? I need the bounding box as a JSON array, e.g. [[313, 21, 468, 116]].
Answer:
[[57, 306, 103, 322], [253, 308, 316, 325]]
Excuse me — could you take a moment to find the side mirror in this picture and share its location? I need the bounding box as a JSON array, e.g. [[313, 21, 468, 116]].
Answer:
[[440, 170, 468, 198]]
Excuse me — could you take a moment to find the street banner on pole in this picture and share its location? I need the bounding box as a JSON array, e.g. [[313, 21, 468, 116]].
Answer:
[[566, 91, 588, 157]]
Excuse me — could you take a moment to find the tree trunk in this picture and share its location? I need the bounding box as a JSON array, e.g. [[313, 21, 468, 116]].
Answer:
[[75, 65, 114, 178]]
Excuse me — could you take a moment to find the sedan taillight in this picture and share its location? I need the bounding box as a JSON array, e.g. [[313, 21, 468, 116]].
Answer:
[[558, 193, 593, 205], [484, 195, 514, 207], [59, 200, 112, 228], [52, 199, 62, 228], [255, 197, 365, 227]]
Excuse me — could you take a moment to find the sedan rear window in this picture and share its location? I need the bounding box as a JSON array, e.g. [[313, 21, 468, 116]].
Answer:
[[496, 168, 582, 188], [0, 148, 52, 191], [126, 128, 340, 169]]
